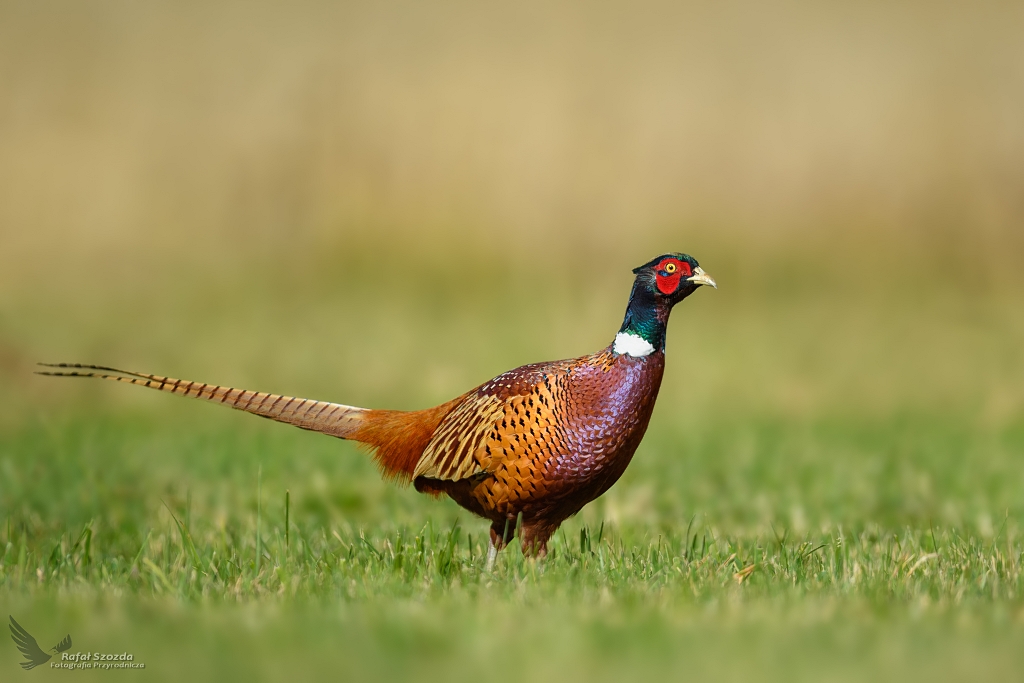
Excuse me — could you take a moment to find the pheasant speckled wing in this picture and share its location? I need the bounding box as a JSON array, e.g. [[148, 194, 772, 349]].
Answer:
[[413, 360, 574, 481]]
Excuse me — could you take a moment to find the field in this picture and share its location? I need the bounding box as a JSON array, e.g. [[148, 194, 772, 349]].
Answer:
[[2, 1, 1024, 681]]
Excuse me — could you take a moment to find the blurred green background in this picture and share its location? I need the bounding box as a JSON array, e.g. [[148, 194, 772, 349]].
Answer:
[[2, 1, 1024, 681]]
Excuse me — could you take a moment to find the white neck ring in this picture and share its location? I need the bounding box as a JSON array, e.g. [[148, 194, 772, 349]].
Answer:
[[613, 332, 655, 357]]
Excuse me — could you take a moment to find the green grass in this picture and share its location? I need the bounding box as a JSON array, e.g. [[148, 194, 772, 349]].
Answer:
[[3, 257, 1024, 681], [3, 413, 1024, 681], [2, 1, 1023, 676]]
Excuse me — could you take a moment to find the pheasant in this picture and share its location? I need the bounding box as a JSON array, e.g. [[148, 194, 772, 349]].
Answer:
[[40, 253, 715, 562]]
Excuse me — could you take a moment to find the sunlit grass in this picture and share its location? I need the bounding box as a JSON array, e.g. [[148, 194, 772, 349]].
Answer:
[[3, 400, 1024, 681], [2, 0, 1023, 677], [2, 250, 1024, 680]]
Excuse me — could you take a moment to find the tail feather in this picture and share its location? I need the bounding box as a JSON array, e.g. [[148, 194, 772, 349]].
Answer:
[[37, 363, 368, 439]]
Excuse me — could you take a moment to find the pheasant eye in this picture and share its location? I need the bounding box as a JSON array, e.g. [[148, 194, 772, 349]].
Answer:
[[664, 263, 677, 273]]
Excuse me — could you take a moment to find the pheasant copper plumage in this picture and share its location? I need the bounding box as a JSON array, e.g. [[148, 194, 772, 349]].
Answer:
[[41, 253, 716, 562]]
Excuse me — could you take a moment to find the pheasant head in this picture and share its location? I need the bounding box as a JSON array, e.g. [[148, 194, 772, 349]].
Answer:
[[615, 253, 716, 356]]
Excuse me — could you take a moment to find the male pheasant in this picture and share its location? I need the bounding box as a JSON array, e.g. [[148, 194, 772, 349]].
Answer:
[[41, 253, 715, 561]]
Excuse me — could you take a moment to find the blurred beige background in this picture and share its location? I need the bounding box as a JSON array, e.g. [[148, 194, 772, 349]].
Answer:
[[1, 0, 1023, 428], [4, 8, 1024, 680], [2, 0, 1021, 270]]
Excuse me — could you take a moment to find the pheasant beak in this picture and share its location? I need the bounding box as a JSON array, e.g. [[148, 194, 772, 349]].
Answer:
[[687, 266, 717, 289]]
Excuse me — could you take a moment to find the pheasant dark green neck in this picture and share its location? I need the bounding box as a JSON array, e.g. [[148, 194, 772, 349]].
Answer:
[[618, 282, 669, 351]]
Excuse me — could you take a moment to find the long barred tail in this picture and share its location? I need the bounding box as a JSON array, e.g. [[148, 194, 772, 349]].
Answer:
[[37, 363, 368, 439]]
